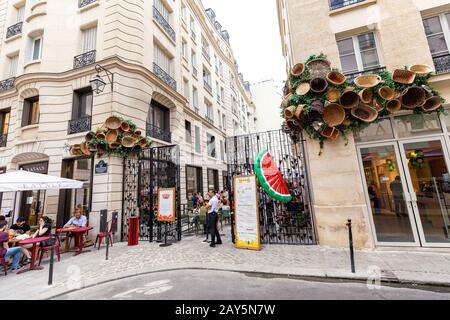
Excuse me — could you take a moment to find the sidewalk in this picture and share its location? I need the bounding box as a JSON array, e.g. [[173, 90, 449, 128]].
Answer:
[[2, 228, 450, 300]]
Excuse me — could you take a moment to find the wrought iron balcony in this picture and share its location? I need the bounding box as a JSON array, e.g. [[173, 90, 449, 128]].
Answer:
[[79, 0, 98, 8], [0, 135, 7, 148], [433, 53, 450, 75], [205, 115, 214, 125], [329, 0, 366, 10], [153, 63, 177, 91], [203, 81, 212, 95], [6, 22, 23, 39], [344, 66, 386, 82], [153, 6, 176, 41], [202, 47, 210, 62], [0, 77, 15, 93], [68, 116, 91, 135], [73, 50, 96, 69], [146, 123, 171, 143], [193, 66, 198, 77]]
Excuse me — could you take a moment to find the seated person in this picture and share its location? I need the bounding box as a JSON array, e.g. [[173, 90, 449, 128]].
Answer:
[[33, 216, 55, 248], [0, 220, 23, 271], [11, 217, 31, 235], [64, 207, 87, 228]]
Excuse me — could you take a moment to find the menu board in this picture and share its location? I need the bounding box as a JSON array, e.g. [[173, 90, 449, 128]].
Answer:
[[234, 175, 261, 251], [157, 188, 176, 222]]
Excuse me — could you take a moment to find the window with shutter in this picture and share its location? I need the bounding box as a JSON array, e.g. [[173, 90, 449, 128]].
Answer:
[[154, 45, 173, 76], [7, 55, 18, 78], [82, 27, 97, 53], [195, 126, 201, 153], [22, 96, 40, 127], [16, 6, 25, 23]]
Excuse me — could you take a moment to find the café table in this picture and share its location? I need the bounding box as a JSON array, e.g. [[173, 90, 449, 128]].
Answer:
[[56, 227, 77, 252], [69, 227, 93, 256], [17, 236, 50, 274]]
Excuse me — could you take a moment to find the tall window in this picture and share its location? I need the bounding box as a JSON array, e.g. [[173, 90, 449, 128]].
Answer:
[[82, 26, 97, 53], [219, 61, 223, 76], [423, 14, 450, 56], [185, 120, 192, 143], [0, 109, 10, 147], [148, 100, 170, 133], [22, 96, 40, 127], [195, 125, 201, 153], [181, 2, 187, 23], [16, 5, 25, 23], [31, 36, 43, 61], [337, 32, 380, 74], [7, 55, 18, 78], [186, 166, 203, 199], [183, 78, 189, 99], [220, 140, 225, 161], [192, 86, 198, 109], [207, 133, 216, 158], [182, 38, 188, 60], [190, 16, 196, 39], [203, 68, 211, 86], [72, 87, 93, 120], [201, 36, 210, 60], [207, 168, 219, 192], [154, 44, 173, 76], [216, 81, 220, 102], [220, 87, 225, 102], [0, 167, 5, 209], [154, 0, 171, 25], [206, 100, 213, 121], [222, 114, 226, 129]]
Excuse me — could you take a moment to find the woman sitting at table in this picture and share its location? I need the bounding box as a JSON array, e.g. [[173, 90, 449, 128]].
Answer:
[[33, 216, 55, 247]]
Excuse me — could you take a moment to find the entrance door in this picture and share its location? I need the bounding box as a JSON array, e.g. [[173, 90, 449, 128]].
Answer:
[[359, 138, 450, 247], [399, 138, 450, 247]]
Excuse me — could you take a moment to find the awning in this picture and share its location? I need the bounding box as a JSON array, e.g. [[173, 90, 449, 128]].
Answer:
[[0, 170, 84, 192]]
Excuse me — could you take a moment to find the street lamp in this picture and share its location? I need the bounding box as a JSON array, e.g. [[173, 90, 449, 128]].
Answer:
[[90, 64, 114, 94]]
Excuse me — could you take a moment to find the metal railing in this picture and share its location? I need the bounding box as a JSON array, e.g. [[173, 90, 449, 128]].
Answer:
[[203, 80, 212, 94], [6, 22, 22, 39], [79, 0, 97, 8], [0, 77, 15, 93], [0, 134, 7, 148], [153, 6, 176, 41], [344, 66, 386, 82], [146, 123, 171, 143], [154, 63, 177, 91], [433, 53, 450, 75], [329, 0, 366, 10], [205, 115, 214, 125], [73, 50, 96, 69], [68, 116, 91, 135]]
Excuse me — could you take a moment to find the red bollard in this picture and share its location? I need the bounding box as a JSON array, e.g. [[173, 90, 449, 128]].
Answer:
[[128, 216, 139, 246]]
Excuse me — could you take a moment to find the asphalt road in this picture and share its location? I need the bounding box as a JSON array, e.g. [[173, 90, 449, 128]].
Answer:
[[52, 269, 450, 300]]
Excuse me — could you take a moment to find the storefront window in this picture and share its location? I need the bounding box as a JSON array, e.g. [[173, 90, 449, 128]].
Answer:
[[186, 166, 203, 200], [354, 118, 394, 143], [207, 168, 219, 192], [394, 113, 442, 138]]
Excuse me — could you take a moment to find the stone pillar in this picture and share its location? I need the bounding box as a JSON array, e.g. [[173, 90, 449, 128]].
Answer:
[[306, 135, 374, 249]]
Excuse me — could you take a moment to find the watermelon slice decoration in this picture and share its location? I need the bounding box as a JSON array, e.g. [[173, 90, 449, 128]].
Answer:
[[254, 149, 292, 203]]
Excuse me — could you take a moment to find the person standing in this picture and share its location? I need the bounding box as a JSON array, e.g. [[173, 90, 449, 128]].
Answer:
[[390, 176, 405, 217], [192, 192, 199, 209], [207, 190, 222, 247]]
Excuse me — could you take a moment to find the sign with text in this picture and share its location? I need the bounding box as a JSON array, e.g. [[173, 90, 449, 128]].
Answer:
[[157, 188, 176, 222], [234, 175, 261, 251]]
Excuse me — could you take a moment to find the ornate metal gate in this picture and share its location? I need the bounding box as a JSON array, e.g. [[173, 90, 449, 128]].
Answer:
[[226, 130, 316, 245], [122, 145, 181, 242]]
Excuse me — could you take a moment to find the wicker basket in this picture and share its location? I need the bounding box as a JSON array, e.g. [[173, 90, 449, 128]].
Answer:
[[284, 105, 297, 119], [291, 63, 305, 77], [96, 132, 106, 140], [97, 144, 107, 156], [80, 142, 91, 156], [109, 142, 121, 150], [359, 88, 373, 104], [85, 132, 95, 143], [306, 59, 331, 78], [409, 64, 433, 76], [70, 144, 83, 156], [326, 88, 341, 103], [386, 100, 402, 113], [372, 98, 384, 112], [351, 104, 378, 123], [422, 96, 442, 112], [320, 127, 340, 140], [106, 129, 119, 143], [310, 78, 328, 94], [87, 143, 98, 152], [281, 93, 293, 109], [122, 136, 137, 148], [134, 130, 142, 137], [105, 116, 122, 130], [120, 121, 130, 132], [137, 138, 148, 148], [295, 105, 305, 120], [323, 103, 345, 127], [354, 75, 382, 88], [286, 118, 302, 131], [340, 91, 360, 109], [401, 87, 426, 109], [296, 83, 310, 96], [326, 71, 347, 86], [393, 69, 416, 84], [378, 86, 396, 101]]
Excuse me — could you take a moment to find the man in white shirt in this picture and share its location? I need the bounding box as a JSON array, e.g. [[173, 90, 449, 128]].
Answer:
[[207, 190, 222, 247]]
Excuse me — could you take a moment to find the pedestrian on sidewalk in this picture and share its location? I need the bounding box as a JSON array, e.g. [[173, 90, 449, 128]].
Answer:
[[207, 190, 222, 247], [201, 200, 210, 243]]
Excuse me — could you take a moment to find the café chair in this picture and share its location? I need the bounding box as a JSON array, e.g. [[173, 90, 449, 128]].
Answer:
[[1, 256, 7, 276], [38, 233, 61, 266], [95, 218, 117, 250]]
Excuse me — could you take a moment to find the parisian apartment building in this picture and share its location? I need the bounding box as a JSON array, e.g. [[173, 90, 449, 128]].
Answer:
[[0, 0, 257, 235], [278, 0, 450, 249]]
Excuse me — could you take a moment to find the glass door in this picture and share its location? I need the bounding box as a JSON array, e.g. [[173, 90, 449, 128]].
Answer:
[[399, 138, 450, 246], [358, 143, 420, 245]]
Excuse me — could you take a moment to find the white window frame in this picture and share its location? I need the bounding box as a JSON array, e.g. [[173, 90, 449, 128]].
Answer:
[[31, 36, 43, 61], [423, 12, 450, 56], [192, 86, 198, 108], [7, 55, 19, 78], [183, 78, 189, 100], [81, 26, 97, 54], [16, 5, 25, 23], [182, 38, 188, 61], [181, 2, 187, 24], [337, 31, 383, 73]]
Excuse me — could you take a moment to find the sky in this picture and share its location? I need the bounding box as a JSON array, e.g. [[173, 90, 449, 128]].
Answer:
[[201, 0, 286, 90]]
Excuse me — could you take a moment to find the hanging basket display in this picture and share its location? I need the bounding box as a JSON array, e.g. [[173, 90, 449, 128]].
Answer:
[[422, 96, 442, 112], [393, 69, 416, 84], [310, 78, 328, 94], [359, 88, 373, 104], [291, 63, 305, 77], [351, 105, 378, 123], [401, 87, 426, 109], [307, 59, 331, 78], [386, 99, 402, 113], [378, 86, 396, 101], [354, 75, 382, 88], [326, 71, 346, 86], [105, 116, 122, 130], [340, 90, 360, 109], [323, 103, 345, 127], [409, 64, 433, 76], [296, 83, 310, 96], [326, 88, 341, 103]]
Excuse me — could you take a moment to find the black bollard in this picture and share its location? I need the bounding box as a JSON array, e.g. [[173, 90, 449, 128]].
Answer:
[[347, 219, 356, 273], [48, 244, 54, 286], [106, 232, 109, 261]]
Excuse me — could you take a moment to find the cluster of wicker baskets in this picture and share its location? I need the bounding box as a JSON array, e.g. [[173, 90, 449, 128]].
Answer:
[[282, 56, 442, 142], [69, 116, 151, 157]]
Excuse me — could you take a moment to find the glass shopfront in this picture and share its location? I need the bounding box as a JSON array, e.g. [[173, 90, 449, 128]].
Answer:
[[356, 112, 450, 247]]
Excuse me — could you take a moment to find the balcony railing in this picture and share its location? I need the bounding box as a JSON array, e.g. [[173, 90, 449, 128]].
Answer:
[[79, 0, 97, 8], [0, 135, 7, 148], [6, 22, 23, 39], [0, 77, 15, 93], [202, 47, 210, 62], [344, 66, 386, 82], [205, 115, 214, 125], [68, 116, 91, 135], [329, 0, 366, 10], [203, 81, 212, 94], [193, 66, 198, 77], [146, 123, 171, 143], [153, 63, 177, 91], [153, 6, 176, 41], [194, 107, 199, 114], [433, 53, 450, 75], [73, 50, 96, 69]]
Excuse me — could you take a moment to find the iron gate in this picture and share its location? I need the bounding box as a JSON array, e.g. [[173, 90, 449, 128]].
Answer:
[[122, 145, 181, 242], [226, 130, 316, 245]]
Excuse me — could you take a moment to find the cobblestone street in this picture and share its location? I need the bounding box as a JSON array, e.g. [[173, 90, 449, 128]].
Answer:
[[2, 227, 450, 300]]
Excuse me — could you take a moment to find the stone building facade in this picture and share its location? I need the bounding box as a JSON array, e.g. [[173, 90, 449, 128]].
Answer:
[[278, 0, 450, 249]]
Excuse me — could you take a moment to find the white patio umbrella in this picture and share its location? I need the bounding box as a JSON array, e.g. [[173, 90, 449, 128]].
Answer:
[[0, 170, 84, 192]]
